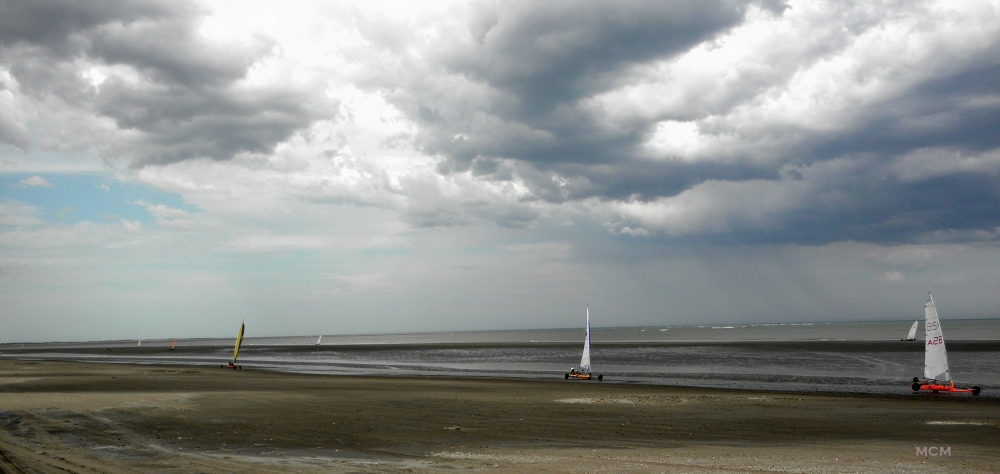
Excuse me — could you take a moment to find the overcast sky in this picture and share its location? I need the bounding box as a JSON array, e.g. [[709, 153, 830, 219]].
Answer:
[[2, 0, 1000, 342]]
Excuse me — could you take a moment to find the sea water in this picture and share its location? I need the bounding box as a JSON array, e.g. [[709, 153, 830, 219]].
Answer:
[[3, 320, 999, 396]]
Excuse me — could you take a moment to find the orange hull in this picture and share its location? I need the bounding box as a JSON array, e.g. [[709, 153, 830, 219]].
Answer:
[[911, 380, 979, 394], [564, 372, 602, 381]]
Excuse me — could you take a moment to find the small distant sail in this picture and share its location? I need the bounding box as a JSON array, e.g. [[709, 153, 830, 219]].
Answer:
[[904, 321, 918, 341], [232, 322, 245, 364], [316, 335, 322, 345], [580, 307, 591, 373], [924, 294, 950, 381], [170, 339, 176, 350], [137, 340, 141, 347]]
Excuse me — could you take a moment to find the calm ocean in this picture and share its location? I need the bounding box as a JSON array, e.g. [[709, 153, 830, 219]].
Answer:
[[3, 320, 999, 396]]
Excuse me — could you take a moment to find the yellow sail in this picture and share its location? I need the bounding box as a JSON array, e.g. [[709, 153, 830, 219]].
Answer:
[[232, 323, 244, 363]]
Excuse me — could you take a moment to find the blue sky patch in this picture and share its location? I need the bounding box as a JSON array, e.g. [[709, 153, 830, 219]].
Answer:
[[0, 173, 194, 226]]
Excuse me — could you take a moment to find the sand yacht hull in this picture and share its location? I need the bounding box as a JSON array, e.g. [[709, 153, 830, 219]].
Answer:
[[565, 371, 602, 381], [911, 378, 980, 394]]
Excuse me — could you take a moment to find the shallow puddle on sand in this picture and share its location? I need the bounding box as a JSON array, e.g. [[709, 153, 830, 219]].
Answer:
[[553, 394, 785, 405], [925, 420, 995, 426], [198, 446, 442, 470]]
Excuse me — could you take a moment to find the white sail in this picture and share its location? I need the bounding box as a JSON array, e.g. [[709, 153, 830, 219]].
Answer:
[[924, 294, 950, 381], [316, 335, 322, 345], [905, 321, 918, 340], [580, 306, 591, 372]]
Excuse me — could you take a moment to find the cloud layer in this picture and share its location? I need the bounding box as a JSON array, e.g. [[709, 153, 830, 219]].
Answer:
[[4, 0, 1000, 341], [0, 0, 331, 165], [345, 0, 1000, 243], [5, 0, 1000, 244]]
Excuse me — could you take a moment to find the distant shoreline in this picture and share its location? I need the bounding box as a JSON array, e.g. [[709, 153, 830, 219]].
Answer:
[[5, 338, 1000, 352], [5, 317, 1000, 346]]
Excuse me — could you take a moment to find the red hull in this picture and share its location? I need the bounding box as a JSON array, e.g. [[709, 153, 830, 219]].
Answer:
[[911, 380, 979, 394]]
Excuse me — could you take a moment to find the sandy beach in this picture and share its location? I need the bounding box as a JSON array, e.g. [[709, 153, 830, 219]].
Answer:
[[1, 359, 998, 473]]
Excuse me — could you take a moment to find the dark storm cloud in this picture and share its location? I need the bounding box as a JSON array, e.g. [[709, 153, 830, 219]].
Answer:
[[0, 0, 182, 49], [88, 17, 259, 89], [682, 159, 1000, 246], [398, 0, 775, 173], [0, 0, 331, 165], [603, 148, 1000, 247], [750, 57, 1000, 245], [446, 0, 764, 113], [809, 65, 1000, 161], [365, 0, 795, 203], [96, 82, 324, 165], [372, 0, 1000, 244]]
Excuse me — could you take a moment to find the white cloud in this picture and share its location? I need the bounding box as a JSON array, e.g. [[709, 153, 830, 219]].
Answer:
[[602, 179, 812, 237], [878, 271, 907, 283], [643, 121, 704, 161], [221, 233, 327, 252], [0, 221, 136, 248], [18, 175, 55, 187], [130, 200, 196, 229], [154, 217, 195, 230], [618, 226, 651, 237], [0, 200, 45, 226], [121, 219, 143, 233], [132, 200, 189, 219]]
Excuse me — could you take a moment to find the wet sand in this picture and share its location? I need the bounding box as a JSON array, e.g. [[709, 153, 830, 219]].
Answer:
[[1, 360, 998, 473]]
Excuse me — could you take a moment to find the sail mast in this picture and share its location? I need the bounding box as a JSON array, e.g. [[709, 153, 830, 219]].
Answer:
[[580, 306, 591, 372]]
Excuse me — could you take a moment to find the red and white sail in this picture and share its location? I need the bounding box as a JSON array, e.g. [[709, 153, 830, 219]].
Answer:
[[924, 294, 950, 382]]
